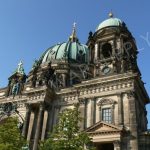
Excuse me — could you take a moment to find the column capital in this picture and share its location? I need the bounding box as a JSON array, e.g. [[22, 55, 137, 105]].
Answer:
[[127, 90, 135, 99]]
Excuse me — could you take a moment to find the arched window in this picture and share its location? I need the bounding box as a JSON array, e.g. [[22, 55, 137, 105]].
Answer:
[[102, 43, 112, 58]]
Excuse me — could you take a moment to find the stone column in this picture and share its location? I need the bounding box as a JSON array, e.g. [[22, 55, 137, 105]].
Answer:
[[79, 99, 86, 130], [95, 98, 100, 123], [95, 43, 98, 60], [111, 104, 115, 124], [118, 93, 124, 126], [33, 103, 44, 150], [86, 99, 91, 128], [41, 110, 48, 140], [113, 141, 121, 150], [27, 111, 35, 141], [22, 104, 31, 138], [127, 91, 139, 150]]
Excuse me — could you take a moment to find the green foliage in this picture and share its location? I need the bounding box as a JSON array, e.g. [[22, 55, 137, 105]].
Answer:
[[0, 117, 27, 150], [40, 105, 95, 150]]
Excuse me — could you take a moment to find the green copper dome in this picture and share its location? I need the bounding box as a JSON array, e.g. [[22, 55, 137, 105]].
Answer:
[[96, 17, 123, 31], [38, 23, 89, 64], [40, 41, 89, 64]]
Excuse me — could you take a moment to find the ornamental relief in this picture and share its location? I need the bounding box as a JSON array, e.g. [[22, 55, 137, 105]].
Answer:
[[57, 81, 134, 103], [27, 92, 45, 101], [97, 98, 116, 106], [78, 81, 133, 96], [63, 95, 78, 102]]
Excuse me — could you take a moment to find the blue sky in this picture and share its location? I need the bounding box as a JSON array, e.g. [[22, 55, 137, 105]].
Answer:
[[0, 0, 150, 128]]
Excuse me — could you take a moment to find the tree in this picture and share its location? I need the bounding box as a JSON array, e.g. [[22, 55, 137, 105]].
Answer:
[[40, 105, 95, 150], [0, 117, 27, 150]]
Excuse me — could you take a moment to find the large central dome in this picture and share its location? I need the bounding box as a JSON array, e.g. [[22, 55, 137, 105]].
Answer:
[[39, 24, 89, 64], [40, 41, 89, 64]]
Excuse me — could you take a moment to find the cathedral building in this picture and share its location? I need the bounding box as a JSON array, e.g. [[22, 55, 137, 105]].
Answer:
[[0, 13, 150, 150]]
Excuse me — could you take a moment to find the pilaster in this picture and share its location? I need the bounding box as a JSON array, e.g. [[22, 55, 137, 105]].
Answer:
[[117, 93, 124, 126], [79, 99, 86, 130], [127, 91, 139, 150]]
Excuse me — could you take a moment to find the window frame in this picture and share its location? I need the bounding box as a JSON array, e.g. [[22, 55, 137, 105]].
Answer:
[[102, 107, 112, 124]]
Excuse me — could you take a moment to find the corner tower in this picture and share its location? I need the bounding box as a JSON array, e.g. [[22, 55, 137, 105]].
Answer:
[[87, 13, 139, 77], [85, 13, 150, 150]]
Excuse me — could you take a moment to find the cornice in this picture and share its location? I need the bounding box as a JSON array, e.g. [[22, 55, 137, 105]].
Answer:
[[87, 130, 121, 136], [57, 73, 136, 97]]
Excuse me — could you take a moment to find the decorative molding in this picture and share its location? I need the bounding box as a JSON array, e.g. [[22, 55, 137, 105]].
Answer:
[[97, 98, 116, 106], [27, 92, 45, 102], [87, 130, 121, 136]]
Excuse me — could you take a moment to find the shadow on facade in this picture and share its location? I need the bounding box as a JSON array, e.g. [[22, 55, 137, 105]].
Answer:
[[95, 143, 114, 150]]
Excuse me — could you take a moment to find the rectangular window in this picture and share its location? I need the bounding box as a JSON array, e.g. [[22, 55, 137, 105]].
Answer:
[[102, 108, 112, 123]]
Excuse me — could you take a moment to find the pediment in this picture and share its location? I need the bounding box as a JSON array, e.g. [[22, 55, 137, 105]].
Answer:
[[85, 121, 122, 133]]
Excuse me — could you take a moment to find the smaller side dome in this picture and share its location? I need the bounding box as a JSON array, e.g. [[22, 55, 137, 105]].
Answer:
[[96, 13, 123, 31]]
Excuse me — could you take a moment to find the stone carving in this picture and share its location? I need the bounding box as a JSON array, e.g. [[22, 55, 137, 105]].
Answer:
[[6, 62, 27, 97], [97, 98, 115, 106], [6, 74, 27, 97], [127, 90, 135, 99], [42, 63, 55, 86]]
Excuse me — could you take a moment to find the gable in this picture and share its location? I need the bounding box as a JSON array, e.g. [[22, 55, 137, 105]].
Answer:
[[85, 121, 122, 133]]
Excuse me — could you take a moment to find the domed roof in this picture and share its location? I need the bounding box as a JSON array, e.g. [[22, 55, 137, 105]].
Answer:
[[96, 13, 123, 31], [40, 41, 89, 64], [39, 24, 89, 64]]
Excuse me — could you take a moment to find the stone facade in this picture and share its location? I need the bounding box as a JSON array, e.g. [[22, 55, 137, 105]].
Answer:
[[0, 14, 150, 150]]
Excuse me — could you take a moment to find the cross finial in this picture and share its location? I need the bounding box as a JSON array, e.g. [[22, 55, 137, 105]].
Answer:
[[17, 60, 25, 74], [18, 61, 23, 67], [73, 22, 76, 30], [109, 11, 114, 18], [69, 22, 78, 42]]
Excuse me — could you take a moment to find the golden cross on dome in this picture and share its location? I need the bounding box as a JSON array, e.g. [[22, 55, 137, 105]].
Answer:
[[69, 22, 78, 42]]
